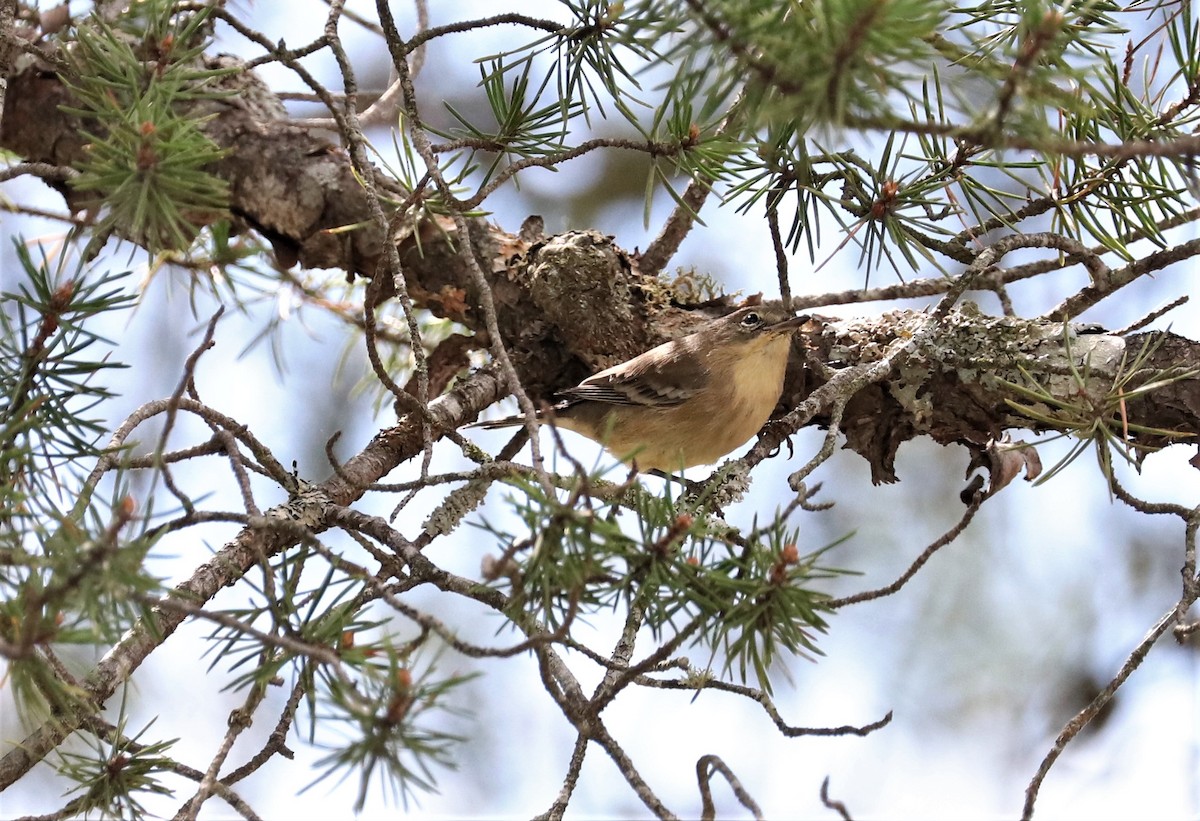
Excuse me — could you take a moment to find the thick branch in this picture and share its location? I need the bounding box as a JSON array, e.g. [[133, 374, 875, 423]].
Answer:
[[786, 308, 1200, 484], [7, 52, 1200, 475]]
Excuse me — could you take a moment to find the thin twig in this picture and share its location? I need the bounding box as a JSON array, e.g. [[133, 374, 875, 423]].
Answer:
[[377, 0, 554, 492], [827, 497, 982, 609], [534, 734, 589, 821], [1021, 604, 1189, 820], [819, 776, 853, 821], [1117, 295, 1189, 335], [696, 755, 763, 821]]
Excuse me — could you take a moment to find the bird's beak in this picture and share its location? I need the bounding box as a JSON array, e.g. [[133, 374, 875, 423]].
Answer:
[[769, 314, 810, 333]]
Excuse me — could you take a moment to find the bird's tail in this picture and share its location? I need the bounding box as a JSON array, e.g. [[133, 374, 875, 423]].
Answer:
[[469, 414, 527, 430], [472, 399, 572, 430]]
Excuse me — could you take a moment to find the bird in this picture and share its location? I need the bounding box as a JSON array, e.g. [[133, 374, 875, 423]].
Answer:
[[473, 303, 808, 472]]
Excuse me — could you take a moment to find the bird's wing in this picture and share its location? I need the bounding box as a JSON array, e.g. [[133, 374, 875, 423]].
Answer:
[[560, 343, 708, 409]]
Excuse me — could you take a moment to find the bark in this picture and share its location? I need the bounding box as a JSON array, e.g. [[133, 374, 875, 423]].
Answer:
[[791, 307, 1200, 483]]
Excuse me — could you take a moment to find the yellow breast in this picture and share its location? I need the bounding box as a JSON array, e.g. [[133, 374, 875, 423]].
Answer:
[[555, 333, 794, 472]]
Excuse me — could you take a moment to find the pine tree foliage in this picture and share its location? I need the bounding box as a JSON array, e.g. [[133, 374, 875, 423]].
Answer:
[[1, 0, 1199, 818]]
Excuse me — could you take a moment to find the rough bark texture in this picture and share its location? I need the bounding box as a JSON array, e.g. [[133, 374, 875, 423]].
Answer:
[[790, 307, 1200, 482], [5, 52, 1200, 483]]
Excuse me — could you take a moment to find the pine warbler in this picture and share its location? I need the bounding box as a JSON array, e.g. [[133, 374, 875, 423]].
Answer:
[[476, 304, 808, 472]]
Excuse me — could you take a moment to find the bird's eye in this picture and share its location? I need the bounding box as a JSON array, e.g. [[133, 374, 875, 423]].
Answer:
[[740, 312, 761, 328]]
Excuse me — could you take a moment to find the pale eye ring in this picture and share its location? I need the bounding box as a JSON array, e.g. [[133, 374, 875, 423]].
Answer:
[[740, 312, 761, 327]]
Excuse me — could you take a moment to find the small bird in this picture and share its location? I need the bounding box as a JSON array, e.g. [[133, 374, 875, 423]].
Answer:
[[474, 304, 808, 472]]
